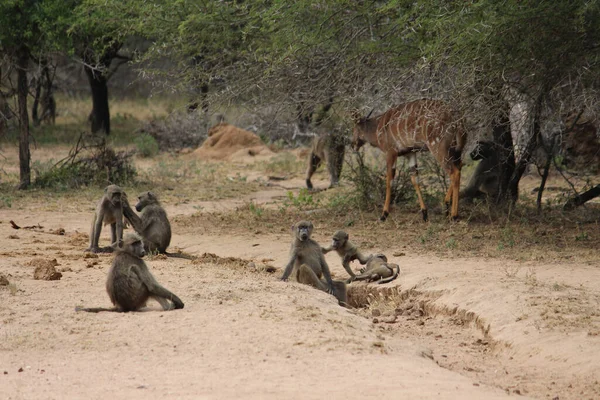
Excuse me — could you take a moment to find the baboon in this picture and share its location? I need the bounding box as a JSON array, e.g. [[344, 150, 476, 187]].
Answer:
[[85, 185, 126, 253], [306, 132, 346, 190], [123, 191, 171, 254], [281, 221, 348, 305], [77, 233, 184, 312], [321, 230, 371, 281], [353, 253, 400, 284], [461, 141, 501, 202]]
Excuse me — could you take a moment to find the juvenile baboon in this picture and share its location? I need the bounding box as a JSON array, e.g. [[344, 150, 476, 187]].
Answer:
[[281, 221, 348, 305], [353, 253, 400, 284], [321, 230, 371, 281], [461, 141, 501, 202], [123, 191, 171, 254], [77, 233, 184, 312], [85, 185, 126, 253], [306, 132, 346, 190]]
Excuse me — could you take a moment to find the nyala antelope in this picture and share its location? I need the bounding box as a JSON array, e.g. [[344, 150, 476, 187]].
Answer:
[[351, 99, 467, 222]]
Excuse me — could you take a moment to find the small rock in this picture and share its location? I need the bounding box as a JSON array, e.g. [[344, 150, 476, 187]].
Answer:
[[83, 253, 99, 259], [392, 251, 406, 257], [416, 320, 425, 326], [18, 367, 23, 372], [371, 309, 381, 317], [372, 318, 379, 324], [33, 264, 62, 281], [8, 234, 19, 239], [372, 341, 384, 348], [0, 274, 9, 286], [247, 262, 256, 269]]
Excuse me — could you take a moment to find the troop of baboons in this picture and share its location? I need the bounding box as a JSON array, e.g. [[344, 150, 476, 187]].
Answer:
[[75, 102, 489, 311]]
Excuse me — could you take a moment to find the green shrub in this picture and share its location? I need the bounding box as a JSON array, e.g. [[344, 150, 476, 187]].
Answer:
[[134, 133, 159, 158]]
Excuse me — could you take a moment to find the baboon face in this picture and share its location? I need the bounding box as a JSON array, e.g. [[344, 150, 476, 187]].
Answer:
[[135, 191, 156, 212], [295, 221, 313, 241], [106, 185, 123, 206], [331, 230, 348, 249], [121, 233, 146, 258]]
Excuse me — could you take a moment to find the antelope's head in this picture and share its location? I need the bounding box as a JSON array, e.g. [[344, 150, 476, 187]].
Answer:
[[350, 109, 373, 151]]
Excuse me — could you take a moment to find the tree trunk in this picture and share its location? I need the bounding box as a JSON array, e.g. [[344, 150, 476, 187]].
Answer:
[[507, 96, 542, 204], [492, 107, 516, 205], [84, 66, 110, 135], [17, 46, 31, 189]]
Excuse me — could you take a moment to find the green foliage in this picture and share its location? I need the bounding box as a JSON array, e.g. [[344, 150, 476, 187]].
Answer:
[[33, 147, 136, 190], [284, 189, 319, 210], [134, 133, 159, 158]]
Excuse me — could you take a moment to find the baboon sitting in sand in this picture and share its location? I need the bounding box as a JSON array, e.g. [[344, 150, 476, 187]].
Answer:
[[123, 191, 172, 254], [85, 184, 126, 253], [281, 221, 347, 305], [321, 230, 372, 282], [353, 253, 400, 284], [306, 132, 346, 190], [77, 233, 184, 312]]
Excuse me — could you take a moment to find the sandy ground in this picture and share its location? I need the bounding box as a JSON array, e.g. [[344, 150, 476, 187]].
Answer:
[[1, 147, 599, 399]]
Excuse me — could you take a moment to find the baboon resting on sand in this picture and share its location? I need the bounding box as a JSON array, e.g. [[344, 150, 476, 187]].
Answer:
[[123, 191, 171, 253], [85, 184, 126, 253], [306, 132, 346, 190], [353, 253, 400, 284], [77, 233, 184, 312], [281, 221, 348, 306], [321, 230, 371, 282]]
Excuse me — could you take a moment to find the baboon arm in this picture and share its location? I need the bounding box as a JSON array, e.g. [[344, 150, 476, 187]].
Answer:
[[281, 257, 295, 281], [321, 246, 333, 254], [319, 253, 335, 292], [122, 202, 144, 233], [341, 257, 356, 278]]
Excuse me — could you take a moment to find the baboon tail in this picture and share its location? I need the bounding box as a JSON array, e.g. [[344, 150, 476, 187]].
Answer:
[[164, 251, 196, 260], [377, 264, 400, 284], [75, 306, 119, 313]]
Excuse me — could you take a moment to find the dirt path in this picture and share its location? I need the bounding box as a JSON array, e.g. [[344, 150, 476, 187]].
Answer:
[[1, 152, 599, 399]]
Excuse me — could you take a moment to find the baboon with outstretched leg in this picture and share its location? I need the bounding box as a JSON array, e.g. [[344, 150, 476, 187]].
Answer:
[[77, 233, 184, 312], [306, 133, 346, 190], [353, 253, 400, 284], [85, 185, 126, 253], [281, 221, 348, 305], [123, 191, 194, 259], [321, 230, 371, 282]]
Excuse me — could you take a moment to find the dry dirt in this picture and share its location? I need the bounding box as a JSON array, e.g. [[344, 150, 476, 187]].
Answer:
[[1, 144, 599, 400]]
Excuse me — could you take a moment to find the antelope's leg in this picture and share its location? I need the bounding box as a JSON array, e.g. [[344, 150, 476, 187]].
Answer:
[[408, 153, 428, 222], [444, 179, 453, 217], [381, 152, 398, 221]]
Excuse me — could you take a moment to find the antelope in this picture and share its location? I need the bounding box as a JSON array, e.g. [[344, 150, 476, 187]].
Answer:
[[351, 99, 467, 222]]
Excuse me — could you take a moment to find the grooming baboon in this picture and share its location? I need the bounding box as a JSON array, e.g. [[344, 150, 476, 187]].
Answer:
[[306, 132, 346, 190], [85, 185, 126, 253], [122, 191, 194, 259], [77, 233, 184, 312], [461, 141, 501, 202], [321, 230, 371, 281], [123, 191, 171, 253], [353, 253, 400, 284], [281, 221, 348, 305]]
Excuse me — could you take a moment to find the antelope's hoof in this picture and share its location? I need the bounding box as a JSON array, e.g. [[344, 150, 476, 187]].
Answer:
[[421, 209, 428, 222], [451, 215, 460, 223], [380, 212, 389, 222]]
